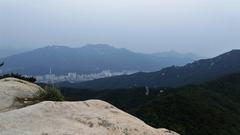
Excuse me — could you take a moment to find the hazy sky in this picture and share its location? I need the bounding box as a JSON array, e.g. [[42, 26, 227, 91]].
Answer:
[[0, 0, 240, 56]]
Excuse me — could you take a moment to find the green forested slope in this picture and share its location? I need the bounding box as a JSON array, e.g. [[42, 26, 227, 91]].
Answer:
[[61, 73, 240, 135]]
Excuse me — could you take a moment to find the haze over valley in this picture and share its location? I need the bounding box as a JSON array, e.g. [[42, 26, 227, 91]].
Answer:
[[1, 0, 240, 135], [0, 44, 202, 83]]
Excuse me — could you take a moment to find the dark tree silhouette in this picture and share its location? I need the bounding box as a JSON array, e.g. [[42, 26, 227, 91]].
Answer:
[[0, 62, 4, 67]]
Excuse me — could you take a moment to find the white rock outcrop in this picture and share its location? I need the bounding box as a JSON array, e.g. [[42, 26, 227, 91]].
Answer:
[[0, 100, 179, 135], [0, 77, 43, 112], [0, 78, 179, 135]]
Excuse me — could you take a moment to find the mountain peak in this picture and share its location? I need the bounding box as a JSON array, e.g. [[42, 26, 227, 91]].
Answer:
[[81, 44, 116, 50], [44, 45, 71, 49], [2, 44, 199, 75]]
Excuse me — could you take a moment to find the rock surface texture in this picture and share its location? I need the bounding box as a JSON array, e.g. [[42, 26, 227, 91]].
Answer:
[[0, 78, 179, 135], [0, 77, 42, 112]]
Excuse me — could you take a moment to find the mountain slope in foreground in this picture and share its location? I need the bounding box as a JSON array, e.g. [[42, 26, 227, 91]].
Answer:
[[0, 78, 178, 135], [61, 73, 240, 135], [131, 73, 240, 135]]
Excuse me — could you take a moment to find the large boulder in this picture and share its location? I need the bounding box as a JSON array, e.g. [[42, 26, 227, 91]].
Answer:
[[0, 77, 43, 112], [0, 100, 179, 135], [0, 78, 179, 135]]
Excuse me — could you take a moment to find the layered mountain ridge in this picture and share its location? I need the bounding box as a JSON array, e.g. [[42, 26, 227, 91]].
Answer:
[[68, 49, 240, 89], [0, 44, 200, 75]]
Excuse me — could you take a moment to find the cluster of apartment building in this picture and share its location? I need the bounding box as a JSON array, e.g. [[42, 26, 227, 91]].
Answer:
[[35, 70, 135, 83]]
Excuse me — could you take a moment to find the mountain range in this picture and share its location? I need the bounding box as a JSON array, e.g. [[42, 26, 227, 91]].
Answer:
[[66, 49, 240, 89], [0, 44, 200, 75]]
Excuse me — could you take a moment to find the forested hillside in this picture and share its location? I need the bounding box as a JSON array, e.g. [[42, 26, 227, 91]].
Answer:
[[60, 73, 240, 135]]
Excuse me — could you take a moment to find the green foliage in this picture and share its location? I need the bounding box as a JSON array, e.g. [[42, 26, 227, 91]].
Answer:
[[15, 86, 64, 108], [130, 74, 240, 135], [60, 87, 164, 110], [60, 73, 240, 135], [38, 86, 64, 101]]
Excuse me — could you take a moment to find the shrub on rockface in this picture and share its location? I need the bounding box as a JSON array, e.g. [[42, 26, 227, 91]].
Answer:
[[15, 86, 64, 108], [38, 86, 64, 101]]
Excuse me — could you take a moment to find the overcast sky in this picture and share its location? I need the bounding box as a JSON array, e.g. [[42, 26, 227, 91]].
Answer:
[[0, 0, 240, 57]]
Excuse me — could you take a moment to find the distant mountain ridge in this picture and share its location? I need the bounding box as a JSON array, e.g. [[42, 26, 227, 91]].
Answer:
[[68, 49, 240, 89], [153, 51, 202, 59], [0, 44, 199, 75]]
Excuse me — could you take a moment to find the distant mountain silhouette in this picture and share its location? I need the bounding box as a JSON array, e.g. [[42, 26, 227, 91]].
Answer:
[[69, 50, 240, 89], [0, 44, 198, 75], [153, 51, 201, 60]]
